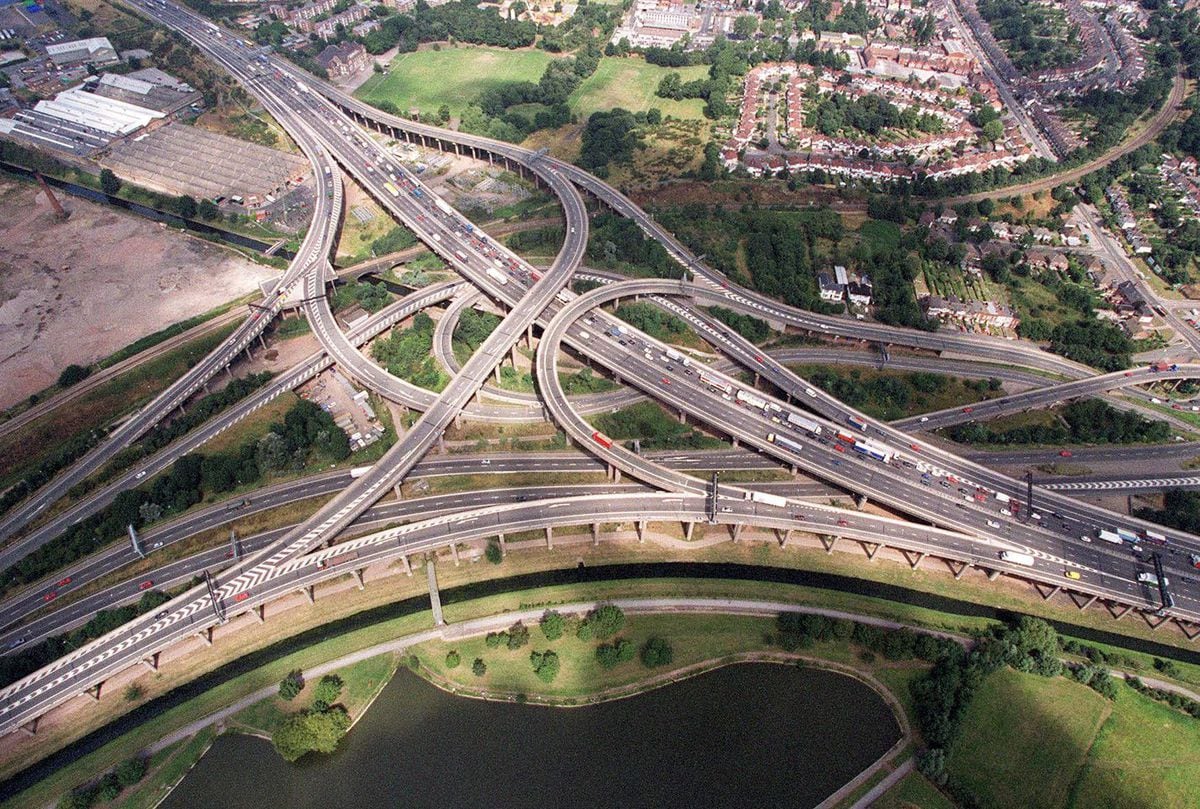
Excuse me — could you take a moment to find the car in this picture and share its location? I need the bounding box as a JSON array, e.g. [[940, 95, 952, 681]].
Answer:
[[836, 519, 849, 527], [754, 355, 764, 364], [833, 444, 845, 452], [1079, 535, 1092, 543], [1064, 571, 1081, 580], [792, 513, 807, 521], [1124, 371, 1134, 377], [135, 470, 148, 480], [961, 406, 973, 414], [986, 519, 1000, 528], [1059, 450, 1072, 457], [661, 376, 671, 386], [939, 480, 950, 488], [480, 459, 491, 466], [919, 416, 929, 423], [138, 580, 154, 591], [719, 506, 733, 513], [43, 592, 57, 602], [234, 592, 250, 602], [56, 576, 71, 588]]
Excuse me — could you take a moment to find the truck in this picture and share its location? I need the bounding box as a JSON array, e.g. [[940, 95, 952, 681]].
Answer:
[[785, 412, 823, 436], [1097, 529, 1123, 544], [349, 466, 373, 479], [767, 432, 806, 455], [591, 431, 614, 448], [555, 288, 574, 303], [485, 267, 509, 286], [383, 182, 399, 197], [735, 389, 768, 410], [994, 492, 1012, 504], [664, 348, 690, 367], [1116, 528, 1140, 544], [1150, 362, 1179, 372], [699, 372, 734, 396], [847, 415, 868, 431], [851, 440, 895, 463], [434, 197, 453, 215], [746, 490, 788, 508], [454, 250, 468, 262], [1138, 572, 1169, 586], [1142, 529, 1168, 546], [1000, 551, 1035, 567]]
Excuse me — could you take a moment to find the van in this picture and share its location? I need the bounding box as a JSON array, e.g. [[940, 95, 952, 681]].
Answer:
[[986, 519, 1000, 528], [805, 387, 817, 398]]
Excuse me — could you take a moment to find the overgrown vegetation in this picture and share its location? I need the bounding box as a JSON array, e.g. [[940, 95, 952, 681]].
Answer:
[[371, 312, 446, 391], [592, 402, 721, 451], [946, 400, 1170, 446]]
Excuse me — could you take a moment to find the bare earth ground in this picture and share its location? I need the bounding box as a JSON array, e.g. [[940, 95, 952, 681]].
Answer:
[[0, 179, 277, 410]]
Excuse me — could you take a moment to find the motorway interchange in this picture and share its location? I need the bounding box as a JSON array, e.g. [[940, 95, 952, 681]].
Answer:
[[0, 0, 1199, 738]]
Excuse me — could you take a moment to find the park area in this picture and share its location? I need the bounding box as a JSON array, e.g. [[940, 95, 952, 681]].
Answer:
[[355, 48, 710, 125]]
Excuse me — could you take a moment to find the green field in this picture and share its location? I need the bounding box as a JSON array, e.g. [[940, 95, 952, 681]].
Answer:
[[946, 667, 1200, 809], [948, 668, 1111, 809], [872, 770, 955, 809], [568, 57, 711, 120], [355, 47, 555, 119]]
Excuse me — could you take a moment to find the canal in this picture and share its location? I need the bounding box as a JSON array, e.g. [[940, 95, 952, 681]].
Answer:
[[161, 662, 901, 808]]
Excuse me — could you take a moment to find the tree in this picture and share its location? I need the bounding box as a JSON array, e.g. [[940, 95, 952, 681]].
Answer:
[[445, 650, 462, 669], [312, 674, 343, 710], [438, 103, 451, 123], [641, 637, 673, 668], [472, 658, 487, 676], [982, 118, 1004, 145], [272, 707, 351, 762], [197, 198, 220, 220], [99, 168, 121, 195], [646, 107, 662, 126], [279, 669, 305, 701], [596, 638, 635, 669], [586, 604, 625, 639], [485, 539, 503, 564], [175, 195, 197, 219], [530, 650, 560, 682], [57, 364, 91, 388], [507, 620, 530, 649], [540, 610, 565, 640], [734, 14, 759, 38]]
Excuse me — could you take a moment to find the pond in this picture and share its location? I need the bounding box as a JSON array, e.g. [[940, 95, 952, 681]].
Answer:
[[162, 661, 901, 809]]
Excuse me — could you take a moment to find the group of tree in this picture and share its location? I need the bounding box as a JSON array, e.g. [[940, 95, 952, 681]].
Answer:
[[529, 650, 561, 683], [371, 311, 446, 391], [578, 108, 641, 175], [0, 398, 350, 604], [370, 224, 417, 256], [453, 307, 501, 357], [486, 620, 531, 651], [976, 0, 1082, 72], [1136, 488, 1200, 534], [333, 281, 391, 314], [807, 92, 943, 138], [0, 428, 106, 521], [614, 302, 688, 343], [585, 213, 680, 278], [56, 755, 149, 809], [459, 50, 599, 143], [593, 401, 712, 451], [947, 399, 1170, 447], [361, 1, 536, 55], [272, 674, 351, 762], [705, 306, 770, 343]]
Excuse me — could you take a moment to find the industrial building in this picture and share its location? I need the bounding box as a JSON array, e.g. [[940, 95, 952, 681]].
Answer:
[[44, 36, 119, 69]]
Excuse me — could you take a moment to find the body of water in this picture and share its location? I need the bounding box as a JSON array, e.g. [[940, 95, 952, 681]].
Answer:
[[162, 662, 901, 809]]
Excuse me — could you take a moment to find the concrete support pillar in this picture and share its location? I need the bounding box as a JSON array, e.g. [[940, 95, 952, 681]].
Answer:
[[683, 521, 695, 541], [510, 345, 519, 368], [1078, 595, 1098, 611], [427, 558, 444, 627], [637, 520, 647, 543], [252, 605, 265, 624], [1037, 584, 1060, 601], [494, 365, 502, 384], [526, 325, 534, 349], [904, 550, 927, 570], [986, 568, 1001, 581], [194, 628, 213, 647], [854, 494, 868, 510], [351, 568, 365, 589], [1174, 619, 1200, 641], [86, 684, 102, 702], [753, 372, 760, 387], [18, 719, 38, 737], [730, 523, 742, 543], [202, 380, 210, 394], [226, 365, 233, 380], [401, 554, 412, 576], [731, 436, 739, 448], [613, 466, 622, 483], [449, 543, 460, 566], [300, 585, 315, 604], [1108, 602, 1133, 621], [258, 333, 267, 350], [545, 525, 554, 549], [141, 653, 159, 672], [819, 534, 837, 553], [437, 432, 446, 454], [394, 484, 404, 501], [1142, 612, 1170, 631], [861, 541, 881, 560], [780, 528, 792, 548], [498, 533, 507, 557], [943, 559, 969, 580], [453, 414, 461, 430]]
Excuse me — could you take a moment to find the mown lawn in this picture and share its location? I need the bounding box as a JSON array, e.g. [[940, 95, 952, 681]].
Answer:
[[356, 47, 555, 119]]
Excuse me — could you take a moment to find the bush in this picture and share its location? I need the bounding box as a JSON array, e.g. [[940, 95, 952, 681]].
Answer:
[[472, 658, 487, 677], [311, 674, 343, 710], [641, 637, 673, 668], [485, 632, 503, 649], [595, 638, 635, 669], [583, 604, 625, 640], [506, 621, 530, 650], [279, 669, 305, 701], [57, 364, 91, 388], [115, 756, 148, 788], [485, 540, 503, 564], [445, 650, 461, 669]]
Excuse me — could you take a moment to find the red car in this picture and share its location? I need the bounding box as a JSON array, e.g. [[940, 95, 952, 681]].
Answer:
[[1124, 371, 1134, 377], [56, 576, 72, 588], [834, 444, 845, 452], [661, 376, 671, 386], [1059, 450, 1073, 457], [43, 591, 57, 603], [754, 355, 764, 364], [138, 580, 154, 591], [836, 519, 849, 527], [962, 406, 974, 414], [234, 592, 250, 602], [910, 443, 921, 452]]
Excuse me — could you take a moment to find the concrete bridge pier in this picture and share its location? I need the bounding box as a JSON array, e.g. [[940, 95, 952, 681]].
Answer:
[[985, 568, 1001, 581], [545, 526, 553, 549], [1142, 612, 1170, 631], [350, 569, 365, 589], [449, 543, 460, 566], [394, 484, 404, 501], [636, 520, 647, 543], [141, 653, 159, 672], [1106, 602, 1133, 621], [300, 585, 315, 603], [860, 541, 882, 561], [819, 535, 838, 554], [854, 494, 869, 510], [427, 558, 444, 627], [944, 559, 969, 580], [683, 521, 695, 541], [901, 550, 926, 570], [400, 554, 412, 576], [1175, 619, 1200, 641], [497, 533, 507, 557], [730, 523, 743, 543], [194, 628, 213, 647], [18, 718, 38, 737], [251, 605, 266, 623], [84, 683, 102, 702]]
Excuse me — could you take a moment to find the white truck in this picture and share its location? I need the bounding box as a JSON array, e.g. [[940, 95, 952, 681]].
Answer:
[[745, 490, 788, 508], [1000, 551, 1035, 567]]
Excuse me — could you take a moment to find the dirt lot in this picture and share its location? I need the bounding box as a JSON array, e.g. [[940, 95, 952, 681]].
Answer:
[[0, 179, 277, 410]]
